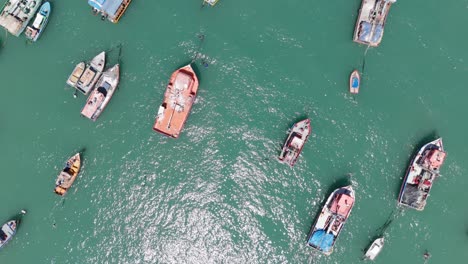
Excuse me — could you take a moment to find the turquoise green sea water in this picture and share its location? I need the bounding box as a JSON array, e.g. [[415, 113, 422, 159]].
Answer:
[[1, 0, 468, 263]]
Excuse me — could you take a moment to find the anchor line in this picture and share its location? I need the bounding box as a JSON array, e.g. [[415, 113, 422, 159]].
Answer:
[[191, 34, 205, 64]]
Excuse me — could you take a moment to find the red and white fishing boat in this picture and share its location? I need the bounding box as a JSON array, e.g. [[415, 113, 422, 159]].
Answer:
[[278, 119, 311, 167], [153, 64, 199, 138], [307, 185, 355, 255], [398, 138, 446, 211]]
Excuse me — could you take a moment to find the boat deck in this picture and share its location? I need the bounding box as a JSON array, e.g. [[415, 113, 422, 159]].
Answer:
[[153, 65, 199, 138], [353, 0, 395, 47], [0, 0, 41, 36]]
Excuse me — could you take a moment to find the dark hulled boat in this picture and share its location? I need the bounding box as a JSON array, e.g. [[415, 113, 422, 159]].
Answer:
[[398, 138, 446, 211]]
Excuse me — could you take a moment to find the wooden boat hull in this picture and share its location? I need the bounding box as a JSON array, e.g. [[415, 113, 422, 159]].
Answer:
[[54, 153, 81, 196], [66, 62, 86, 87], [24, 2, 51, 42], [307, 186, 355, 255], [153, 64, 199, 138], [278, 119, 311, 167], [398, 138, 446, 211], [81, 64, 120, 121], [76, 51, 106, 95], [349, 70, 360, 94]]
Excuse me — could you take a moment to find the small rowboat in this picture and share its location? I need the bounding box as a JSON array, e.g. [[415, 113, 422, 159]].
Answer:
[[54, 153, 81, 196], [349, 70, 360, 94], [0, 210, 27, 250], [364, 237, 384, 260]]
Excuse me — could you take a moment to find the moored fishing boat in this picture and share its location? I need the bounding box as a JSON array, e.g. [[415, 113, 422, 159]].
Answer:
[[307, 185, 355, 255], [349, 70, 360, 94], [278, 119, 311, 167], [66, 52, 106, 95], [0, 0, 41, 36], [0, 210, 27, 250], [24, 1, 50, 41], [203, 0, 219, 6], [364, 237, 384, 260], [54, 153, 81, 196], [353, 0, 397, 47], [398, 138, 446, 211], [81, 64, 120, 121], [153, 64, 199, 138]]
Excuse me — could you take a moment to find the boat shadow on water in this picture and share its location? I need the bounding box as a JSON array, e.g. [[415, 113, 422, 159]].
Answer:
[[393, 130, 439, 201]]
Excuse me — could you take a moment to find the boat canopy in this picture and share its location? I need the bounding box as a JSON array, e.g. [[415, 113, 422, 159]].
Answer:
[[32, 14, 44, 29], [352, 77, 359, 88], [308, 230, 334, 252], [290, 137, 304, 149], [88, 0, 121, 16], [330, 194, 354, 216]]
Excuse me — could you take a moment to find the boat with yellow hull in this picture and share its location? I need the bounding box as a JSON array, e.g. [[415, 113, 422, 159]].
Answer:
[[54, 153, 81, 196]]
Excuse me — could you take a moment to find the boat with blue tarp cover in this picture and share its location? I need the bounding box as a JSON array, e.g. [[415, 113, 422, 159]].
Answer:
[[307, 185, 355, 255], [353, 0, 396, 47], [349, 70, 360, 94]]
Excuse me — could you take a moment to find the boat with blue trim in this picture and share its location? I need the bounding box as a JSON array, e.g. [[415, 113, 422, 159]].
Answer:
[[24, 1, 50, 41], [307, 185, 355, 255]]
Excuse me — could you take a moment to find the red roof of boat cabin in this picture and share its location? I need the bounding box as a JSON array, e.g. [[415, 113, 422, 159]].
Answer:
[[427, 150, 446, 169], [330, 194, 354, 217]]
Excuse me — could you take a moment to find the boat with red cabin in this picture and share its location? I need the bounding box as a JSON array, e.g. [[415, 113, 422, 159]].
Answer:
[[398, 138, 446, 211], [278, 119, 311, 167], [307, 185, 355, 255], [153, 64, 199, 138]]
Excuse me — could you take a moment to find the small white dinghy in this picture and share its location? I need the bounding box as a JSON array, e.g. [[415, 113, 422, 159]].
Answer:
[[364, 237, 384, 260]]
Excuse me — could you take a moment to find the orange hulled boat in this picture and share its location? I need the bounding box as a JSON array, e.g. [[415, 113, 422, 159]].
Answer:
[[153, 64, 199, 138]]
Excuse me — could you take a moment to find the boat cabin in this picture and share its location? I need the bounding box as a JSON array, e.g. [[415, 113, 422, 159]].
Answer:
[[329, 194, 354, 217], [426, 150, 446, 170]]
